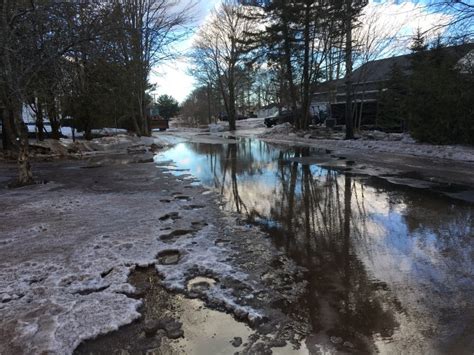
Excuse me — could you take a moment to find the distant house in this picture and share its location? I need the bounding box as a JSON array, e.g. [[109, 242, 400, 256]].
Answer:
[[312, 43, 474, 126]]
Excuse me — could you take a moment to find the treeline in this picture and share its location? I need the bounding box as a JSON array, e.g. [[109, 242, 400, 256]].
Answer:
[[1, 0, 191, 184], [186, 0, 473, 143], [189, 0, 367, 135], [379, 35, 474, 145]]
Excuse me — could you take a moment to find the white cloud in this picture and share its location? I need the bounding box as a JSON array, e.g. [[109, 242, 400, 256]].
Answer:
[[356, 0, 452, 60], [151, 0, 453, 101], [150, 57, 195, 104], [150, 0, 220, 103]]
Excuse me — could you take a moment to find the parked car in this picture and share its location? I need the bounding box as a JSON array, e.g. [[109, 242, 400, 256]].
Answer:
[[264, 110, 296, 128], [219, 113, 248, 121]]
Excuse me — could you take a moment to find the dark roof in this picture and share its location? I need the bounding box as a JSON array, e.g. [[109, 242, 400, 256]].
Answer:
[[351, 55, 411, 82], [351, 43, 474, 83]]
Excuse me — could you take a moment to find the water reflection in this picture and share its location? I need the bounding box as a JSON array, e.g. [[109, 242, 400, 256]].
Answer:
[[156, 139, 474, 354]]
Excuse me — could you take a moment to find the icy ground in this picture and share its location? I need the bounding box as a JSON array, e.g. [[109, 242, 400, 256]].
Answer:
[[0, 151, 309, 354], [194, 118, 474, 163], [259, 127, 474, 162]]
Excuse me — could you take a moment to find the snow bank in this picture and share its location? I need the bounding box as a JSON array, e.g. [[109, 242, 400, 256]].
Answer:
[[259, 122, 293, 137], [259, 129, 474, 163], [209, 123, 228, 132], [0, 162, 305, 354], [26, 135, 169, 159], [91, 128, 128, 136]]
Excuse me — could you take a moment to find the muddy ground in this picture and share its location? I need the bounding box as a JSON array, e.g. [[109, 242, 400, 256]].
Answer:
[[0, 148, 319, 354], [1, 131, 473, 355]]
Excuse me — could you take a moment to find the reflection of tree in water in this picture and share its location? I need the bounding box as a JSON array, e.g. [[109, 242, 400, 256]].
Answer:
[[223, 144, 248, 214], [264, 148, 398, 351], [182, 140, 473, 352], [200, 143, 399, 350], [200, 139, 284, 214]]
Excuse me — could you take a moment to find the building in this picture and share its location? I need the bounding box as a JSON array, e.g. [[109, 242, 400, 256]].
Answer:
[[311, 43, 474, 127]]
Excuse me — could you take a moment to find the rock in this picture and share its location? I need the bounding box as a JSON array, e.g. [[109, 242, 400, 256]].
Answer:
[[143, 320, 161, 336], [231, 337, 243, 347]]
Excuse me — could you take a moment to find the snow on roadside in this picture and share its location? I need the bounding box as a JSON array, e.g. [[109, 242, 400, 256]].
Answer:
[[0, 160, 306, 354], [91, 128, 127, 136], [26, 134, 170, 159], [258, 128, 474, 162]]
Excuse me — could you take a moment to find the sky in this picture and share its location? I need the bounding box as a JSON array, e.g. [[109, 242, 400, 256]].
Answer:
[[150, 0, 450, 104], [149, 0, 220, 104]]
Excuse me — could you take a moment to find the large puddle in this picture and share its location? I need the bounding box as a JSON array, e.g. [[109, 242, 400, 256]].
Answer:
[[155, 139, 474, 354]]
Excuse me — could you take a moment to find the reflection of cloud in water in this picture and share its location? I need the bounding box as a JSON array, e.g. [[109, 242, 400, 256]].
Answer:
[[158, 140, 473, 354]]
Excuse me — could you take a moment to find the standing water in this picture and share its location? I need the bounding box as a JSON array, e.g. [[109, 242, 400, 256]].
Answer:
[[155, 138, 473, 354]]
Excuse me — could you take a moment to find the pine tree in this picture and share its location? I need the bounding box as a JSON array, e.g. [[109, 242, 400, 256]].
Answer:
[[377, 63, 408, 132], [407, 36, 474, 144]]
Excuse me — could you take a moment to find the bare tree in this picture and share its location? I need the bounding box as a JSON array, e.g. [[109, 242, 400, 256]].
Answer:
[[0, 1, 86, 184], [427, 0, 473, 39], [114, 0, 193, 136], [191, 1, 254, 131]]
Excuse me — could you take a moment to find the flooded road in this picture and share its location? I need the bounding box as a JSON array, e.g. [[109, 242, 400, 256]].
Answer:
[[156, 138, 474, 354]]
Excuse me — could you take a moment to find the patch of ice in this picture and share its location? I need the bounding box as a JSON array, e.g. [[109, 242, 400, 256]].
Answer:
[[259, 131, 474, 162], [0, 167, 275, 354], [154, 223, 263, 320], [259, 122, 293, 137], [209, 123, 228, 132], [91, 128, 128, 136]]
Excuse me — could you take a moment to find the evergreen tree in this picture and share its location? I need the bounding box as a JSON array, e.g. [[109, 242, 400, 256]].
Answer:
[[156, 95, 179, 119], [377, 63, 408, 132], [407, 36, 474, 144]]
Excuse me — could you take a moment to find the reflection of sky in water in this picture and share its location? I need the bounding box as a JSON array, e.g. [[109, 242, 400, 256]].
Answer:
[[156, 141, 474, 353]]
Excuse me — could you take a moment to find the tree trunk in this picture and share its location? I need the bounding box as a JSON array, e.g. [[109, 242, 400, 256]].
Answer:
[[1, 109, 6, 150], [344, 0, 354, 140], [343, 173, 352, 252], [84, 123, 92, 140], [12, 102, 33, 185], [47, 98, 61, 140], [83, 111, 93, 140], [1, 108, 17, 151], [301, 1, 312, 130], [17, 127, 33, 185], [228, 72, 237, 131], [35, 101, 45, 141], [282, 22, 298, 114]]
